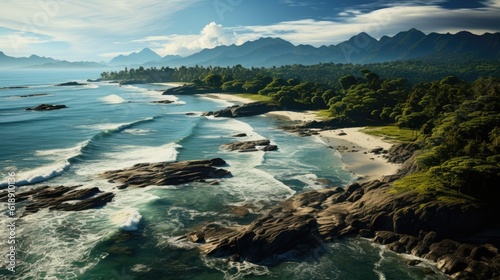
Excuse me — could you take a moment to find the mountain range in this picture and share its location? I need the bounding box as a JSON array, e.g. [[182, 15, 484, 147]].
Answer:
[[1, 29, 499, 69]]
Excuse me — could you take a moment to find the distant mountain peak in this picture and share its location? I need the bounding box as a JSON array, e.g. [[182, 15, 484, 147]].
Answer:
[[108, 48, 161, 66], [139, 48, 157, 55]]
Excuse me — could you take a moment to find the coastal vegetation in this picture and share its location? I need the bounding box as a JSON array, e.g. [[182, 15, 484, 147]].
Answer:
[[101, 60, 500, 204]]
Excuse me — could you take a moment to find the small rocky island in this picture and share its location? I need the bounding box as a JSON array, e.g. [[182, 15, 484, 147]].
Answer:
[[55, 81, 87, 86], [100, 158, 231, 188], [0, 185, 114, 216], [25, 104, 67, 111], [222, 139, 278, 152]]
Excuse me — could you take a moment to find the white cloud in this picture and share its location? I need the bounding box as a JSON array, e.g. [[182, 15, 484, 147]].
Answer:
[[146, 22, 238, 57], [1, 0, 499, 60], [228, 2, 500, 46], [144, 1, 500, 58], [0, 0, 203, 59]]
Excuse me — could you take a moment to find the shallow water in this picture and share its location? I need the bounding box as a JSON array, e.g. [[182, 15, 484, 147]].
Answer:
[[0, 70, 447, 279]]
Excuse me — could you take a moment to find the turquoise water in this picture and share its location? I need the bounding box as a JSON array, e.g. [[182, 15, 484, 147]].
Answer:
[[0, 70, 447, 279]]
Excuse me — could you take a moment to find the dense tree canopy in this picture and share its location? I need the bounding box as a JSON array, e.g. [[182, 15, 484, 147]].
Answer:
[[101, 60, 500, 201]]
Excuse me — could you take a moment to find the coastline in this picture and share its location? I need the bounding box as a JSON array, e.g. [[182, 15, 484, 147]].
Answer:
[[203, 93, 256, 104], [318, 128, 401, 181], [203, 93, 400, 181]]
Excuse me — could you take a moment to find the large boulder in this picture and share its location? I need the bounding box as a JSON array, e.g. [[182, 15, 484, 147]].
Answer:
[[203, 102, 280, 118], [26, 104, 67, 111], [55, 81, 86, 86], [162, 84, 214, 95], [100, 158, 230, 188], [221, 139, 277, 152], [0, 185, 114, 215]]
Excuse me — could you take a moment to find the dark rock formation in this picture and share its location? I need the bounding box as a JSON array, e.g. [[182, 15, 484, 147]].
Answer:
[[55, 81, 86, 86], [26, 104, 67, 111], [221, 139, 277, 152], [19, 93, 48, 98], [87, 78, 102, 82], [119, 79, 147, 85], [100, 158, 231, 188], [186, 180, 499, 279], [0, 185, 114, 215], [232, 133, 248, 138], [203, 102, 280, 118], [151, 100, 174, 104], [0, 86, 29, 90], [163, 84, 215, 95]]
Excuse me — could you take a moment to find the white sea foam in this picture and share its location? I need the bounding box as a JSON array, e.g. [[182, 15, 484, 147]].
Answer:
[[0, 161, 71, 187], [99, 94, 127, 104], [110, 209, 142, 231], [75, 143, 180, 175], [207, 118, 264, 141], [122, 128, 155, 135], [202, 256, 270, 280], [84, 84, 99, 89], [77, 123, 127, 131], [13, 209, 110, 279], [35, 140, 89, 159]]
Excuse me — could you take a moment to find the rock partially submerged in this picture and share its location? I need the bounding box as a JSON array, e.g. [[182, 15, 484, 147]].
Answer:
[[26, 104, 67, 111], [163, 84, 214, 95], [55, 81, 86, 86], [151, 100, 174, 104], [119, 79, 147, 85], [203, 102, 280, 118], [0, 185, 114, 215], [221, 139, 278, 152], [186, 180, 499, 278], [100, 158, 231, 188], [19, 93, 49, 98]]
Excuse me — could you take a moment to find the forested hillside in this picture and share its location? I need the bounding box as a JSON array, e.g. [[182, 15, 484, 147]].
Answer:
[[101, 61, 500, 202]]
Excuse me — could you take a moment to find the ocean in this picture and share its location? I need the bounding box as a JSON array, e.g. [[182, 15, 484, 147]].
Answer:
[[0, 70, 447, 279]]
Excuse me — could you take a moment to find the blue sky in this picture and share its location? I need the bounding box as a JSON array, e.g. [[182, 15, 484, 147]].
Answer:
[[0, 0, 499, 62]]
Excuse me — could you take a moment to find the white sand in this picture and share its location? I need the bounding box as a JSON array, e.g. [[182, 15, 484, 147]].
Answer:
[[204, 93, 255, 104], [317, 128, 401, 181], [265, 111, 321, 122]]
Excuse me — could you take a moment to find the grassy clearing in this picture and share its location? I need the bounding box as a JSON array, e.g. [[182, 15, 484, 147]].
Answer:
[[392, 172, 478, 205], [313, 109, 332, 119], [360, 125, 416, 143], [234, 93, 273, 102]]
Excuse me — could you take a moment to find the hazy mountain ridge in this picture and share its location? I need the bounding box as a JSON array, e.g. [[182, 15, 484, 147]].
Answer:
[[1, 29, 499, 69], [108, 48, 162, 66]]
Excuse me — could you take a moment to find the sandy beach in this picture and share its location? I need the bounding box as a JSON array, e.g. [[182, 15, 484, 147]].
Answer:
[[317, 128, 401, 181], [265, 111, 321, 122], [204, 93, 400, 181], [204, 93, 256, 104]]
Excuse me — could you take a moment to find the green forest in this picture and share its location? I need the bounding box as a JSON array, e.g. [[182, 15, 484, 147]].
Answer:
[[101, 60, 500, 203]]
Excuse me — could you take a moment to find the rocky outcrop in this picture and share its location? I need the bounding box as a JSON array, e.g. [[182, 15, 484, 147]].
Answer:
[[163, 84, 214, 95], [100, 158, 231, 188], [221, 139, 278, 152], [151, 100, 174, 104], [186, 180, 499, 279], [26, 104, 67, 111], [1, 86, 29, 90], [0, 185, 114, 215], [203, 102, 280, 118], [19, 93, 48, 98], [55, 82, 86, 86]]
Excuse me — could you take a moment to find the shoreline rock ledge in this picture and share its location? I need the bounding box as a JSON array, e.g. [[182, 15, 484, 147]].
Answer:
[[186, 180, 500, 279], [100, 158, 231, 188]]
